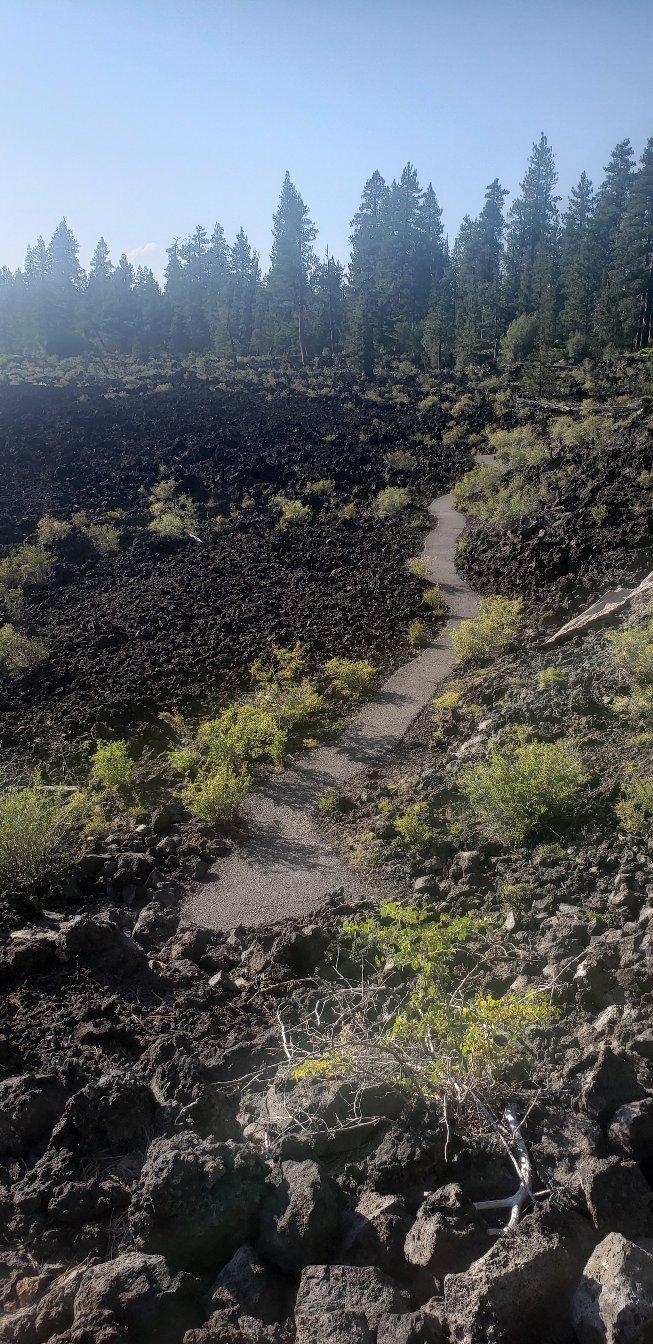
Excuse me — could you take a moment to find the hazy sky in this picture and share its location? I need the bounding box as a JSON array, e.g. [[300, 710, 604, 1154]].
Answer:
[[2, 0, 651, 280]]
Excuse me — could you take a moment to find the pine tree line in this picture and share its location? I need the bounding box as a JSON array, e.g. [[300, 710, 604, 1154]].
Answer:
[[1, 136, 650, 370]]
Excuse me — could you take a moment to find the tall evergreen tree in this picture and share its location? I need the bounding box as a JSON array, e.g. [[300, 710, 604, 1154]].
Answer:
[[504, 134, 560, 346], [611, 139, 653, 350], [348, 170, 390, 376], [268, 172, 317, 364], [560, 172, 596, 342], [592, 140, 636, 348]]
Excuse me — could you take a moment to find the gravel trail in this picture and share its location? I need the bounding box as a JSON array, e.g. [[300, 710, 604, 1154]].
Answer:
[[186, 476, 481, 930]]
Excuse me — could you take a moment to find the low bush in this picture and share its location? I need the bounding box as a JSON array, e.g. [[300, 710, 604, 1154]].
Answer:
[[90, 739, 135, 791], [0, 543, 52, 589], [615, 773, 653, 833], [406, 555, 429, 578], [149, 477, 198, 537], [407, 618, 430, 649], [198, 702, 286, 768], [374, 486, 410, 517], [0, 784, 81, 889], [384, 450, 417, 473], [537, 666, 567, 690], [83, 523, 119, 554], [324, 657, 376, 698], [0, 624, 47, 674], [460, 737, 588, 844], [180, 763, 251, 824], [37, 516, 71, 546], [451, 596, 523, 665], [607, 618, 653, 685], [422, 584, 447, 614], [393, 801, 435, 853], [303, 479, 334, 499], [274, 495, 311, 527]]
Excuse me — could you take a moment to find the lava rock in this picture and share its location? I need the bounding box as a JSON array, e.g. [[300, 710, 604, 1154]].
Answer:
[[258, 1158, 341, 1275], [212, 1244, 283, 1324], [294, 1265, 410, 1344], [572, 1233, 653, 1344]]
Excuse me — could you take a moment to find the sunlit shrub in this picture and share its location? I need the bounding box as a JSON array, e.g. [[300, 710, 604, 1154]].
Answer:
[[0, 784, 81, 889], [422, 584, 447, 614], [198, 702, 287, 769], [180, 763, 251, 824], [90, 739, 134, 791], [451, 596, 523, 665], [615, 773, 653, 833], [460, 737, 588, 844], [0, 624, 47, 674], [393, 801, 435, 853], [274, 494, 311, 528], [374, 486, 410, 518], [324, 657, 376, 698], [607, 618, 653, 685], [407, 618, 430, 649], [0, 543, 52, 588]]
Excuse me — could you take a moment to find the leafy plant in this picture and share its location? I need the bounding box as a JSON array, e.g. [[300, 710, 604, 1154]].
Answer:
[[197, 702, 287, 769], [83, 523, 119, 554], [37, 516, 71, 546], [451, 596, 523, 666], [0, 783, 83, 889], [422, 584, 447, 614], [374, 486, 410, 518], [615, 772, 653, 833], [274, 495, 311, 527], [406, 555, 429, 578], [0, 543, 52, 589], [461, 737, 588, 844], [537, 666, 567, 690], [180, 763, 251, 824], [324, 657, 376, 698], [393, 801, 435, 853], [0, 624, 47, 674], [407, 618, 430, 649], [90, 739, 135, 791], [384, 450, 417, 473], [607, 618, 653, 685], [149, 477, 198, 537]]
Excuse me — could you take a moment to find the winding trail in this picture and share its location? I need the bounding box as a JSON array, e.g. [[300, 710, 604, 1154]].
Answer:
[[186, 472, 483, 931]]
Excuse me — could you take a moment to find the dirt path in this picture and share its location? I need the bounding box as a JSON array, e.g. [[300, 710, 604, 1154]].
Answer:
[[186, 475, 482, 930]]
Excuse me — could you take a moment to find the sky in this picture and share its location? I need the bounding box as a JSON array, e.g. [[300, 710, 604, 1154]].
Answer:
[[1, 0, 651, 281]]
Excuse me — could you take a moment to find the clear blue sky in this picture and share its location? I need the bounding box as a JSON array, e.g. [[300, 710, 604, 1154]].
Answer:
[[2, 0, 651, 280]]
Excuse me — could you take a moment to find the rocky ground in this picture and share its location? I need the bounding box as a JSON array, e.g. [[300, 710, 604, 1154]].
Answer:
[[1, 364, 653, 1343]]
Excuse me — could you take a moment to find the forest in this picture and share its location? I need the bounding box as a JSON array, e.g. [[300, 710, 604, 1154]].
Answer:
[[0, 132, 651, 373]]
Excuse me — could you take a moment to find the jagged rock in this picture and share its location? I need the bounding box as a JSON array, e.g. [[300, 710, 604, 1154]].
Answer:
[[546, 571, 653, 647], [578, 1156, 653, 1237], [60, 916, 147, 977], [294, 1265, 410, 1344], [212, 1245, 283, 1324], [184, 1311, 288, 1343], [443, 1204, 596, 1344], [572, 1233, 653, 1344], [377, 1308, 446, 1343], [129, 1132, 266, 1273], [48, 1175, 131, 1225], [70, 1251, 204, 1343], [580, 1048, 647, 1122], [0, 1074, 68, 1160], [404, 1183, 488, 1278], [609, 1100, 653, 1181], [131, 902, 180, 950], [258, 1159, 341, 1274], [337, 1190, 413, 1274], [49, 1071, 157, 1160], [0, 1264, 86, 1344]]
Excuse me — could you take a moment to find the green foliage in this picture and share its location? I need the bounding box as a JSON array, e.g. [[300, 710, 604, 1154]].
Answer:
[[0, 543, 52, 589], [500, 312, 539, 367], [393, 801, 435, 853], [90, 739, 134, 791], [451, 595, 523, 665], [407, 618, 430, 649], [324, 656, 376, 698], [274, 495, 311, 527], [537, 666, 567, 690], [607, 618, 653, 685], [406, 555, 429, 578], [0, 624, 47, 674], [303, 479, 334, 499], [180, 763, 251, 824], [461, 737, 588, 844], [422, 583, 447, 614], [550, 414, 612, 448], [36, 516, 71, 545], [615, 773, 653, 833], [384, 450, 417, 473], [497, 880, 537, 912], [83, 523, 119, 554], [197, 702, 287, 768], [149, 477, 198, 537], [0, 784, 83, 889], [374, 486, 410, 518]]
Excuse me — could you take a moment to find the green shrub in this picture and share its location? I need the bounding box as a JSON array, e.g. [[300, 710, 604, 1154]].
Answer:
[[550, 414, 611, 449], [501, 312, 539, 367], [384, 450, 417, 473], [90, 739, 134, 791], [394, 801, 434, 853], [537, 666, 567, 690], [451, 596, 523, 666], [197, 702, 287, 768], [180, 763, 251, 824], [452, 461, 540, 521], [374, 486, 410, 518], [274, 495, 311, 527], [324, 657, 376, 698], [303, 479, 334, 499], [0, 543, 52, 588], [406, 555, 429, 578], [408, 618, 430, 649], [83, 523, 119, 554], [37, 516, 71, 545], [0, 785, 79, 889], [338, 502, 357, 520], [607, 619, 653, 685], [422, 584, 447, 615], [0, 624, 47, 674], [615, 773, 653, 833], [461, 737, 588, 844], [149, 478, 198, 537]]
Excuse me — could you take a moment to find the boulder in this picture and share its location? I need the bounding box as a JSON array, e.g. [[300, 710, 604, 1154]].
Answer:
[[578, 1156, 653, 1237], [50, 1071, 157, 1160], [212, 1245, 283, 1324], [377, 1309, 446, 1343], [609, 1100, 653, 1182], [70, 1251, 204, 1343], [258, 1159, 341, 1274], [295, 1264, 410, 1343], [60, 916, 146, 977], [580, 1048, 647, 1123], [129, 1132, 266, 1274], [443, 1204, 596, 1343], [0, 1074, 67, 1160], [404, 1184, 488, 1279], [132, 902, 180, 950], [572, 1233, 653, 1344], [337, 1190, 413, 1274]]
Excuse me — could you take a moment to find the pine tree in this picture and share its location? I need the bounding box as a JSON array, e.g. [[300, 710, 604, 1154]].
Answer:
[[348, 170, 390, 376], [592, 140, 636, 348], [313, 248, 345, 358], [47, 219, 84, 354], [504, 134, 560, 346], [561, 172, 596, 344], [268, 172, 317, 364], [227, 228, 260, 360], [385, 162, 423, 335], [611, 139, 653, 350]]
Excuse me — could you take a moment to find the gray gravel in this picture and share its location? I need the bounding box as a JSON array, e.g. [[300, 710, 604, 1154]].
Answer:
[[186, 479, 481, 930]]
